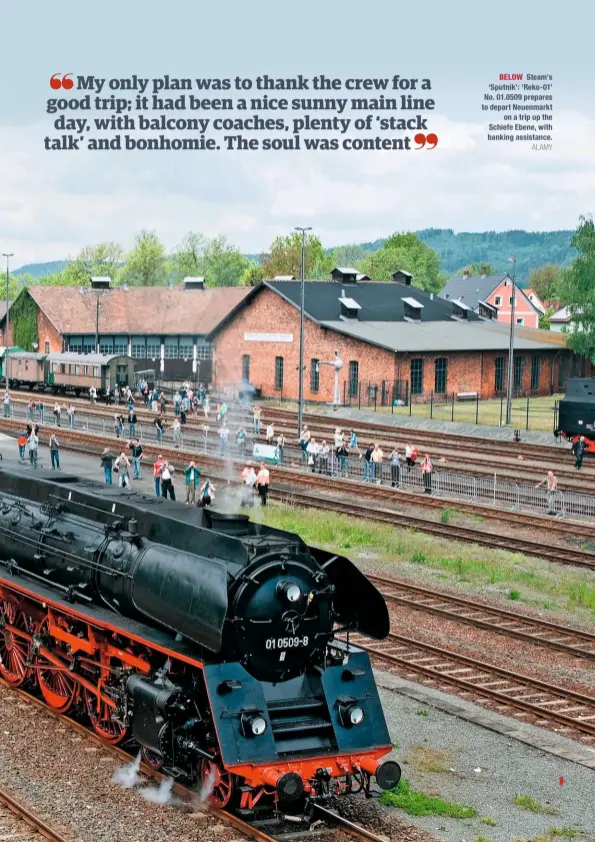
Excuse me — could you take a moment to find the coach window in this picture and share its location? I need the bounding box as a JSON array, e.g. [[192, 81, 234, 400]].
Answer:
[[242, 354, 250, 382], [434, 358, 447, 394], [410, 358, 424, 395], [531, 356, 540, 390], [93, 366, 100, 377], [274, 356, 284, 390], [348, 360, 359, 397], [494, 357, 505, 391], [83, 366, 89, 376], [310, 359, 320, 393]]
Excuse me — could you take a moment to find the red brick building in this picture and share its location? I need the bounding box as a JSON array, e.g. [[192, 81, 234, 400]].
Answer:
[[0, 279, 250, 383], [208, 275, 578, 402]]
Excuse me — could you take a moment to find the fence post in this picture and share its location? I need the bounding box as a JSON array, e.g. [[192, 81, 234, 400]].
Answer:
[[526, 395, 530, 430], [493, 472, 496, 507], [430, 391, 433, 419], [374, 387, 377, 412], [358, 383, 361, 411], [451, 391, 455, 422], [409, 394, 412, 416], [499, 396, 503, 427], [475, 393, 479, 425]]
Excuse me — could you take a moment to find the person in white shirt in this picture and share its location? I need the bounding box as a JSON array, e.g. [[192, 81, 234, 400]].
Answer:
[[28, 431, 39, 468], [306, 438, 320, 473], [161, 462, 176, 500]]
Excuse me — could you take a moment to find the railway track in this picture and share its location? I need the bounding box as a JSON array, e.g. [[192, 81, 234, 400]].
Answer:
[[276, 488, 595, 570], [8, 394, 593, 494], [0, 786, 70, 842], [0, 680, 390, 842], [352, 631, 595, 741], [1, 421, 592, 568], [367, 572, 595, 662]]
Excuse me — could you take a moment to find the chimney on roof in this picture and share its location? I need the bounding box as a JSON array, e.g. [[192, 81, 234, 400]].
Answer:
[[462, 269, 470, 278], [183, 276, 205, 290], [392, 269, 413, 286], [90, 276, 111, 290], [480, 265, 488, 278]]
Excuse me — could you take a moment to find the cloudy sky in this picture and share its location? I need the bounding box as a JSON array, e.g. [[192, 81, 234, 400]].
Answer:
[[2, 0, 594, 268]]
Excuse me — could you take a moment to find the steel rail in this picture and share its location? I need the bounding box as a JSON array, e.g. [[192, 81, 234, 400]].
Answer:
[[0, 786, 71, 842], [367, 572, 595, 662], [352, 631, 595, 738]]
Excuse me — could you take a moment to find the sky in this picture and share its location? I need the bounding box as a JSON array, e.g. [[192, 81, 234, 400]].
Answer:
[[1, 0, 594, 268]]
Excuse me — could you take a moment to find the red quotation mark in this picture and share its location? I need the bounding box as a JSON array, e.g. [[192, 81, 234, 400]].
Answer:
[[50, 73, 74, 90], [414, 133, 438, 149]]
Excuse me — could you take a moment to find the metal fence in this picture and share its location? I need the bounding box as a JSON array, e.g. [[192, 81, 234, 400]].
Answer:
[[5, 401, 594, 522]]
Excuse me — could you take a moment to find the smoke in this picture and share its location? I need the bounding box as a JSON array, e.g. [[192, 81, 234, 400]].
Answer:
[[112, 752, 142, 788], [196, 766, 217, 808], [140, 777, 184, 807], [213, 386, 256, 515]]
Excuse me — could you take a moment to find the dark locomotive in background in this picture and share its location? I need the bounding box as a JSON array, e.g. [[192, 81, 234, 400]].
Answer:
[[0, 469, 400, 817], [556, 378, 595, 453]]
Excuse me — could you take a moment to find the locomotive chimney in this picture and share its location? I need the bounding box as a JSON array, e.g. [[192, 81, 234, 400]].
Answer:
[[128, 518, 138, 535]]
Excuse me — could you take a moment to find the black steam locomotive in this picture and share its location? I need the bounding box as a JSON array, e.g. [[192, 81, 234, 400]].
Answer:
[[556, 378, 595, 453], [0, 468, 400, 818]]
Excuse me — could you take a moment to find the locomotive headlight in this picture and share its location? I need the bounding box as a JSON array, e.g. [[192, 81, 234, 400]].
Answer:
[[277, 581, 302, 604], [339, 702, 365, 727], [241, 712, 268, 738]]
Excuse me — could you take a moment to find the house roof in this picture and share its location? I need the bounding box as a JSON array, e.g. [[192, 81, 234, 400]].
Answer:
[[11, 285, 251, 337], [440, 274, 508, 307], [264, 280, 480, 324], [550, 306, 572, 323], [317, 319, 567, 354]]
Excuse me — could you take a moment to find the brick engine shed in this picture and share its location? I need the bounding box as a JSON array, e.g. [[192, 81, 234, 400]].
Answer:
[[208, 273, 580, 403]]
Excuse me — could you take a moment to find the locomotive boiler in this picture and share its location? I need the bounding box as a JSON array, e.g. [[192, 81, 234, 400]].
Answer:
[[0, 468, 400, 817]]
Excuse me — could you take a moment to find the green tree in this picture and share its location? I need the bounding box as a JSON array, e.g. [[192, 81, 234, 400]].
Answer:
[[171, 232, 208, 281], [241, 264, 265, 286], [260, 233, 328, 278], [69, 241, 124, 281], [357, 231, 442, 292], [459, 262, 497, 276], [121, 230, 166, 286], [557, 216, 595, 359], [528, 263, 566, 300], [203, 236, 249, 286]]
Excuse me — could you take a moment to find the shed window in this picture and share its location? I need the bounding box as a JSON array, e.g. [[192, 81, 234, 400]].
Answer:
[[348, 361, 359, 397], [242, 354, 250, 382], [274, 356, 284, 390], [44, 342, 50, 354], [495, 357, 505, 391], [310, 359, 320, 393], [179, 342, 193, 359], [514, 356, 523, 391], [197, 343, 212, 360], [146, 343, 160, 359], [114, 341, 128, 355], [531, 356, 540, 390], [434, 358, 447, 394], [411, 358, 424, 395]]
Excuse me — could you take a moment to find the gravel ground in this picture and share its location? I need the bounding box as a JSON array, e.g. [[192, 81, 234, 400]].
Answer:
[[377, 683, 595, 842]]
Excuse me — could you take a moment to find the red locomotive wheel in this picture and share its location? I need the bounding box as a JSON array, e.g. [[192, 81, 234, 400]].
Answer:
[[84, 688, 126, 744], [36, 620, 76, 713], [199, 757, 235, 809], [141, 746, 164, 771], [0, 602, 31, 686]]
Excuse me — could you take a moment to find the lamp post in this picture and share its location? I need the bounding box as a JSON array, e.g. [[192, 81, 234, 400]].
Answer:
[[295, 226, 311, 436], [505, 256, 517, 425], [2, 253, 13, 389]]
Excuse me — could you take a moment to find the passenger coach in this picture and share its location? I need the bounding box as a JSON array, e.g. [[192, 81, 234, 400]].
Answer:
[[5, 351, 134, 397]]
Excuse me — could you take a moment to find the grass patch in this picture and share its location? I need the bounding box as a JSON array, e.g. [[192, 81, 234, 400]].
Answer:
[[512, 794, 559, 815], [474, 836, 493, 842], [480, 817, 497, 826], [405, 746, 451, 773], [440, 508, 454, 524], [415, 709, 429, 717], [508, 589, 521, 600], [545, 830, 581, 839], [254, 505, 595, 622], [379, 779, 476, 818]]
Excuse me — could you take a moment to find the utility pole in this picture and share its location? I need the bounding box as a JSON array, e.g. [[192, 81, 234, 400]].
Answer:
[[95, 297, 100, 353], [2, 253, 13, 389], [505, 256, 517, 425], [295, 226, 312, 436]]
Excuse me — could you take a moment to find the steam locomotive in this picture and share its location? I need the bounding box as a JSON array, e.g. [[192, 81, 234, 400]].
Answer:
[[555, 378, 595, 453], [0, 468, 400, 819]]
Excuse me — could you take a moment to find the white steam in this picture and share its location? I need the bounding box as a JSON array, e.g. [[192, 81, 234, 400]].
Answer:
[[112, 752, 142, 788]]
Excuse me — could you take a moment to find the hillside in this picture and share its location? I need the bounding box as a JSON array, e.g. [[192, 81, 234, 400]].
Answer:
[[14, 229, 575, 282]]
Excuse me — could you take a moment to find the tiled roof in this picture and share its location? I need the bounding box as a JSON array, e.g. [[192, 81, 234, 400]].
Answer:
[[440, 274, 506, 306], [24, 285, 251, 336]]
